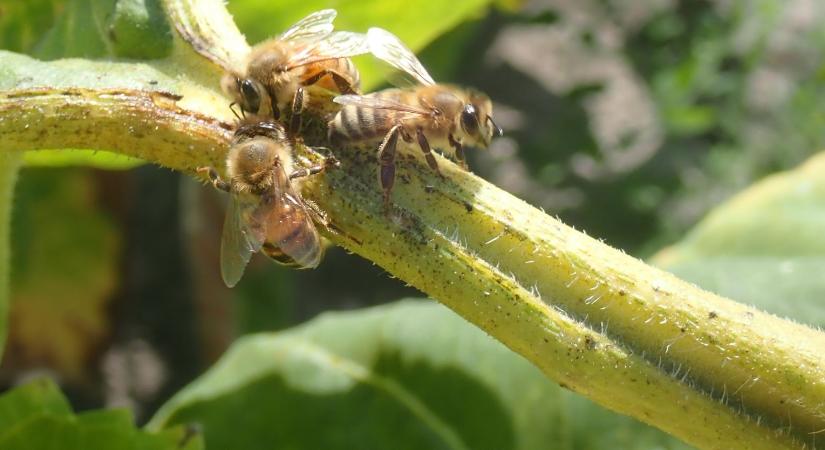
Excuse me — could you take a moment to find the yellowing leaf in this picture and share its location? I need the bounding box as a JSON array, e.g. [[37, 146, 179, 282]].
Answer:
[[6, 169, 119, 382]]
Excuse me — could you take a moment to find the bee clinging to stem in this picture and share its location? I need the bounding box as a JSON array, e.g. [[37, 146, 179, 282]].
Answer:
[[199, 117, 331, 287], [328, 27, 502, 208], [222, 9, 369, 133]]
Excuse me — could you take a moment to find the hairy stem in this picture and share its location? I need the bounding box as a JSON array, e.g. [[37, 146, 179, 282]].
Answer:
[[0, 88, 232, 173]]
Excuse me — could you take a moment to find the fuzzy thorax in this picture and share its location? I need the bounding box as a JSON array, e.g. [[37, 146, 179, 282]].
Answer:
[[226, 136, 293, 195]]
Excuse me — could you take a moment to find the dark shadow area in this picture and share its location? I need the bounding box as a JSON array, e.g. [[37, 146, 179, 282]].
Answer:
[[108, 167, 204, 422]]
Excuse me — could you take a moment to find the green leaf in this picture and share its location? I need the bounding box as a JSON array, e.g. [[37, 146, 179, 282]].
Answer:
[[652, 151, 825, 327], [150, 300, 689, 450], [0, 378, 203, 450], [0, 379, 72, 435], [28, 0, 172, 60], [0, 50, 170, 91], [227, 0, 495, 89], [33, 0, 116, 60], [0, 0, 60, 54]]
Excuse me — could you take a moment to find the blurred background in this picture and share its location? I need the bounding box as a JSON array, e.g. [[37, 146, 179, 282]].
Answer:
[[2, 0, 825, 429]]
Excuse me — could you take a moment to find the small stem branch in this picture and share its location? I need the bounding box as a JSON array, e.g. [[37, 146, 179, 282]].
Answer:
[[161, 0, 249, 70]]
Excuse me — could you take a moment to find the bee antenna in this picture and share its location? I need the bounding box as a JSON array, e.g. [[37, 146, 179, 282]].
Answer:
[[487, 116, 503, 137], [229, 102, 242, 121]]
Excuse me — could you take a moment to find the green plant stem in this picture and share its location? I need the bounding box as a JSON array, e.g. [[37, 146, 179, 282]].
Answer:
[[0, 88, 231, 173], [306, 151, 825, 450], [2, 85, 823, 449], [0, 0, 823, 446], [162, 0, 249, 71], [0, 151, 21, 360]]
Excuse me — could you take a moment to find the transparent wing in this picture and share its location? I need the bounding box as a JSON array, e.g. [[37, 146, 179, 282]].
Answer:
[[367, 27, 435, 86], [279, 9, 337, 42], [287, 31, 370, 69], [383, 70, 422, 89], [220, 194, 265, 288], [333, 94, 432, 116], [262, 171, 323, 268]]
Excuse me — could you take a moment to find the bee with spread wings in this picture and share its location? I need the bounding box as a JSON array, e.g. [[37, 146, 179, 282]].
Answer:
[[222, 9, 370, 132], [199, 119, 328, 287], [328, 27, 502, 207]]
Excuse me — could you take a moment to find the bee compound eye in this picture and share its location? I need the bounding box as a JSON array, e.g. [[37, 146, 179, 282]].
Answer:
[[461, 104, 479, 134], [240, 79, 262, 114]]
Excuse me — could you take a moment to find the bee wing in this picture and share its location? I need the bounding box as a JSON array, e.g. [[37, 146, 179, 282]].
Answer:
[[287, 31, 370, 69], [220, 193, 265, 288], [278, 9, 337, 43], [367, 27, 435, 86], [333, 94, 432, 118], [261, 170, 323, 268]]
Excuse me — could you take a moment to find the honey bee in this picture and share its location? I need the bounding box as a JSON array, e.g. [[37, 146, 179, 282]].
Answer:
[[199, 117, 328, 287], [221, 9, 369, 133], [328, 27, 502, 207]]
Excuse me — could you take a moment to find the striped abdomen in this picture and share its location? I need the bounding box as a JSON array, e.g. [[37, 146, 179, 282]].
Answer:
[[260, 190, 323, 269], [261, 238, 323, 268], [329, 89, 408, 144], [302, 57, 360, 93]]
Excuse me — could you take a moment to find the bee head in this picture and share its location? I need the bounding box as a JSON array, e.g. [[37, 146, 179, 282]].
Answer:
[[459, 91, 501, 148], [221, 74, 273, 118]]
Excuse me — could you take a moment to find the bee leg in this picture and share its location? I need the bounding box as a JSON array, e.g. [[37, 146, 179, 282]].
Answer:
[[289, 151, 340, 180], [289, 88, 305, 135], [449, 134, 469, 170], [289, 164, 325, 180], [304, 198, 362, 245], [270, 101, 281, 120], [309, 146, 338, 164], [378, 124, 402, 211], [302, 199, 334, 233], [416, 127, 441, 176], [197, 167, 231, 192], [302, 69, 357, 95], [329, 71, 358, 95]]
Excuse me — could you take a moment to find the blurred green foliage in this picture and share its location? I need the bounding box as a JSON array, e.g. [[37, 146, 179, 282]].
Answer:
[[625, 2, 825, 250], [0, 0, 59, 54], [151, 300, 691, 450], [653, 152, 825, 327], [6, 169, 119, 383], [422, 1, 825, 254], [0, 378, 203, 449]]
